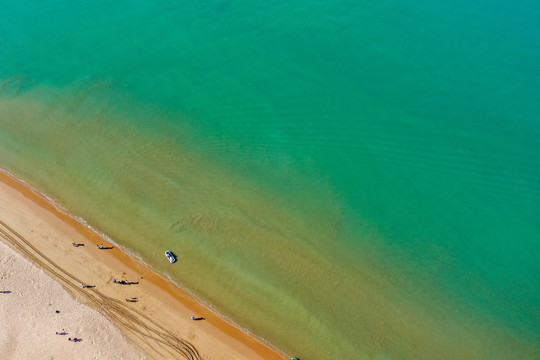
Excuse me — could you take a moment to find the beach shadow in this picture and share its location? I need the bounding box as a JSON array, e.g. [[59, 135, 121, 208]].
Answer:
[[97, 245, 114, 250], [126, 298, 138, 303], [0, 290, 11, 294], [113, 279, 138, 285], [81, 285, 95, 288], [72, 243, 84, 247], [191, 316, 205, 321]]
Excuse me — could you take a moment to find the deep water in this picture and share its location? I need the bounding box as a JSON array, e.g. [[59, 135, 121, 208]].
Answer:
[[1, 1, 539, 358]]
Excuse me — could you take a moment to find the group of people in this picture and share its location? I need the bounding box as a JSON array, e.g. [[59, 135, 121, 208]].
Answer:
[[56, 330, 81, 342], [113, 278, 128, 285], [66, 239, 147, 345], [112, 278, 139, 285], [72, 242, 109, 249]]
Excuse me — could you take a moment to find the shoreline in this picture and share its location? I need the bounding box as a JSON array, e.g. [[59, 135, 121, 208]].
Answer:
[[0, 168, 288, 359]]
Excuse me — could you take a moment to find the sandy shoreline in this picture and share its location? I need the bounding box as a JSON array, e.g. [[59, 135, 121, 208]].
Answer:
[[0, 169, 287, 359], [0, 238, 146, 360]]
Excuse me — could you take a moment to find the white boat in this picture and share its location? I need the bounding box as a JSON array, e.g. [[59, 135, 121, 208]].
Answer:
[[165, 251, 176, 263]]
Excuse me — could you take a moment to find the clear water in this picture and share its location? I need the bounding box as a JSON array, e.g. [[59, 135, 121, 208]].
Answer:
[[1, 1, 539, 358]]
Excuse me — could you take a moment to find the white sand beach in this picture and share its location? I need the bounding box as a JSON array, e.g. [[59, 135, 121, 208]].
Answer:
[[0, 170, 287, 359], [0, 239, 146, 360]]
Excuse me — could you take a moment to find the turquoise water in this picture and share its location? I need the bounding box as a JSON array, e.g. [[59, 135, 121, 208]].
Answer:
[[1, 1, 539, 358]]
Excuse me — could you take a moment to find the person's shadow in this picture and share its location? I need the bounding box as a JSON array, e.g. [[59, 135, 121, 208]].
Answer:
[[0, 291, 11, 294], [114, 279, 138, 285]]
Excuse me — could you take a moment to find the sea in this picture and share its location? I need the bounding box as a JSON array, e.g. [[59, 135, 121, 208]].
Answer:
[[0, 1, 539, 359]]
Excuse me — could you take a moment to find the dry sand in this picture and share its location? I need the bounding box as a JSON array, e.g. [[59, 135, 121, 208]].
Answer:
[[0, 239, 146, 360], [0, 170, 288, 360]]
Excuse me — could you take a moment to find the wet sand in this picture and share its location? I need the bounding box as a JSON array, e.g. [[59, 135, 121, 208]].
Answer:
[[0, 169, 287, 360]]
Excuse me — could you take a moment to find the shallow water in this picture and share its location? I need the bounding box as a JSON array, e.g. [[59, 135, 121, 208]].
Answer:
[[1, 1, 539, 358]]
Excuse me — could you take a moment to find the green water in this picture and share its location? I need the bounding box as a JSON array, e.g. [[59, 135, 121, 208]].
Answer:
[[1, 1, 539, 359]]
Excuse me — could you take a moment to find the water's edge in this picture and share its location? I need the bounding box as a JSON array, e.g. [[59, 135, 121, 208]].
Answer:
[[0, 166, 287, 358]]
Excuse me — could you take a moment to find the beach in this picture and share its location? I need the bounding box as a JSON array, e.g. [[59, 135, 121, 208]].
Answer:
[[0, 237, 146, 360], [1, 1, 539, 358], [0, 169, 286, 360]]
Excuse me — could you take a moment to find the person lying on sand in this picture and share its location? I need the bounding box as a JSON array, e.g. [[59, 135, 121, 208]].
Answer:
[[113, 278, 138, 285]]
